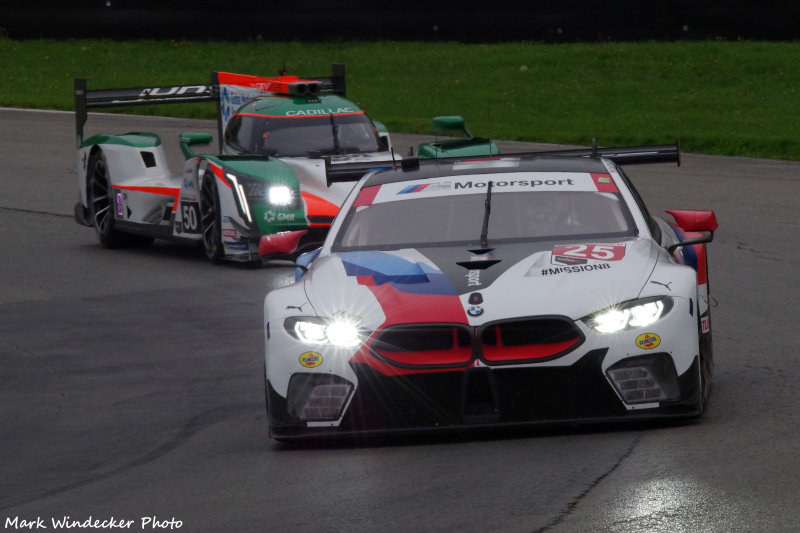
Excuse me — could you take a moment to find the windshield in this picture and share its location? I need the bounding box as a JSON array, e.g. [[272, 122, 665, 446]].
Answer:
[[225, 113, 381, 157], [333, 190, 636, 251]]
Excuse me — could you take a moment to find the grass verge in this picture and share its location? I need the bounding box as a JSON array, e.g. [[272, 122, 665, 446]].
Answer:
[[1, 39, 798, 160]]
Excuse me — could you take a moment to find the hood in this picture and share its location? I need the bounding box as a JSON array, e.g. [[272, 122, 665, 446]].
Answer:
[[302, 238, 661, 329]]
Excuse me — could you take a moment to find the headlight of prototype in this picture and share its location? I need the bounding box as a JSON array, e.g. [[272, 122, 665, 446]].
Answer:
[[583, 296, 674, 334], [268, 185, 293, 206], [285, 314, 366, 348], [227, 171, 298, 209]]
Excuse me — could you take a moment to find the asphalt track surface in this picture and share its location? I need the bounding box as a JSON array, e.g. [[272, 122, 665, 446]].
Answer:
[[1, 108, 799, 532]]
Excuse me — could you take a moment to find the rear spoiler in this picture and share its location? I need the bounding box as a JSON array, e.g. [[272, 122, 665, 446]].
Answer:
[[74, 64, 347, 149], [325, 142, 681, 185]]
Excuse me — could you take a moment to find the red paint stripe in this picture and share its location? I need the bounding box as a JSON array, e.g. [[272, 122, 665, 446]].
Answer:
[[591, 173, 618, 193], [687, 234, 709, 285], [300, 191, 340, 217], [113, 185, 180, 198], [348, 283, 471, 375], [353, 185, 380, 207], [217, 72, 310, 89], [210, 164, 232, 188], [232, 111, 366, 119]]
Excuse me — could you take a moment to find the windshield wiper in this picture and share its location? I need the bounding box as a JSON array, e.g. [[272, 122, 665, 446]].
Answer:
[[329, 114, 341, 154], [480, 180, 493, 249]]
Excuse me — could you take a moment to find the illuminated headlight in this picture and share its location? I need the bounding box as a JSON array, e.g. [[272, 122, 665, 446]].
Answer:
[[228, 172, 297, 208], [268, 185, 293, 206], [584, 297, 673, 334], [286, 314, 366, 348]]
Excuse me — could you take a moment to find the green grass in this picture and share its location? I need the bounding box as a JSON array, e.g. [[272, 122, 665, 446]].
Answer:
[[2, 39, 799, 160]]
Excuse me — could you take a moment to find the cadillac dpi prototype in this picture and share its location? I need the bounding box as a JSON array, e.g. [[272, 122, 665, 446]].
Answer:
[[73, 65, 492, 263], [263, 143, 718, 440]]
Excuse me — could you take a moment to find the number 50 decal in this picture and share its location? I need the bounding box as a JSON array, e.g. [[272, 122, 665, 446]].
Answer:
[[181, 202, 200, 234], [552, 243, 626, 261]]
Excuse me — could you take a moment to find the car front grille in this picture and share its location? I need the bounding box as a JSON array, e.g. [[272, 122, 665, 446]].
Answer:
[[480, 318, 584, 365], [372, 325, 473, 368], [368, 317, 584, 369]]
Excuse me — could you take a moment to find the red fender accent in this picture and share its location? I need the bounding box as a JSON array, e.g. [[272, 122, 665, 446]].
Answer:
[[258, 230, 307, 256]]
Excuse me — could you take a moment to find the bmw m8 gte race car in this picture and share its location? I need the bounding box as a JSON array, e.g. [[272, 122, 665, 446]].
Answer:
[[73, 65, 495, 263], [262, 143, 718, 440]]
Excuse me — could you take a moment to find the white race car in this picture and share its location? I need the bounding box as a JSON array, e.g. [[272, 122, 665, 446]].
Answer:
[[262, 144, 717, 440]]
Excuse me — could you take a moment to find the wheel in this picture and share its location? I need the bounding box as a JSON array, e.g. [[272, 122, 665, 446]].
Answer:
[[199, 170, 224, 263], [87, 150, 152, 248], [695, 290, 713, 415], [699, 256, 714, 404]]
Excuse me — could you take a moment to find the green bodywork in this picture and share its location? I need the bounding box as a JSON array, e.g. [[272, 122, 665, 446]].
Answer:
[[244, 93, 362, 117], [416, 116, 499, 159], [179, 132, 213, 159], [200, 155, 307, 236]]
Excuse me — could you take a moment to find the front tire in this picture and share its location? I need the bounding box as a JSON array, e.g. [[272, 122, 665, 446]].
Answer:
[[200, 170, 224, 263]]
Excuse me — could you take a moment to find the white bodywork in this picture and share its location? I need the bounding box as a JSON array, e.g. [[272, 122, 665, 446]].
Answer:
[[264, 158, 713, 434]]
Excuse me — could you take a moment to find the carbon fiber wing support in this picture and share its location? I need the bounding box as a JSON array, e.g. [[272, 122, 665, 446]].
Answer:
[[74, 64, 347, 148], [325, 142, 681, 185]]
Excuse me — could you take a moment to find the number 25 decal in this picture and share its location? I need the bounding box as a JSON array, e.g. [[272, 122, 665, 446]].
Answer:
[[552, 243, 626, 261]]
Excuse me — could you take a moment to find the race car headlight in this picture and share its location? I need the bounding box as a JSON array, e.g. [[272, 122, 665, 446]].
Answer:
[[228, 172, 298, 209], [584, 296, 674, 334], [285, 314, 366, 348], [268, 185, 293, 206]]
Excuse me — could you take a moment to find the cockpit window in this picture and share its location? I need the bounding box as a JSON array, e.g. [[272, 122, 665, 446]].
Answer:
[[224, 113, 381, 157], [333, 190, 636, 251]]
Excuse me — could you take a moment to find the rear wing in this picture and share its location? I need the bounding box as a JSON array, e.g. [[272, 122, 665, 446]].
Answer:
[[325, 142, 681, 185], [74, 64, 347, 149]]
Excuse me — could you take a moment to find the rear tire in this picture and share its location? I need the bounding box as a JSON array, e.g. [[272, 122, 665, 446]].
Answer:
[[199, 170, 224, 263], [87, 150, 152, 248], [696, 291, 713, 415]]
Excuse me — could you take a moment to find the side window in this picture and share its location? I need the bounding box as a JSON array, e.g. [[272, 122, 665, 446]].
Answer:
[[617, 168, 661, 243], [224, 115, 244, 151], [655, 217, 680, 250]]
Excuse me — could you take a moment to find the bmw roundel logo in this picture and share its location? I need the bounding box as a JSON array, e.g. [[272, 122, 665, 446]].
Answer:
[[468, 306, 484, 317]]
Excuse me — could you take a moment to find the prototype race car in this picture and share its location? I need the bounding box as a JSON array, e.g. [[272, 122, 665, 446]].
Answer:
[[73, 65, 493, 263], [262, 143, 718, 440]]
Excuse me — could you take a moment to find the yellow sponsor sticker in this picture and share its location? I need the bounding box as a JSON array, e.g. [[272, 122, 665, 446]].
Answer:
[[299, 351, 323, 368], [635, 333, 661, 350]]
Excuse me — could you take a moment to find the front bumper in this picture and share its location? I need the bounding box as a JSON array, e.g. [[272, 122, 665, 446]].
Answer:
[[266, 349, 703, 440]]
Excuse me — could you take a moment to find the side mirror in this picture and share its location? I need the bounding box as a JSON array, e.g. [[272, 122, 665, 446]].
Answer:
[[179, 132, 213, 159], [665, 209, 718, 232], [432, 116, 470, 138], [258, 230, 307, 256], [372, 120, 392, 152], [665, 209, 718, 254]]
